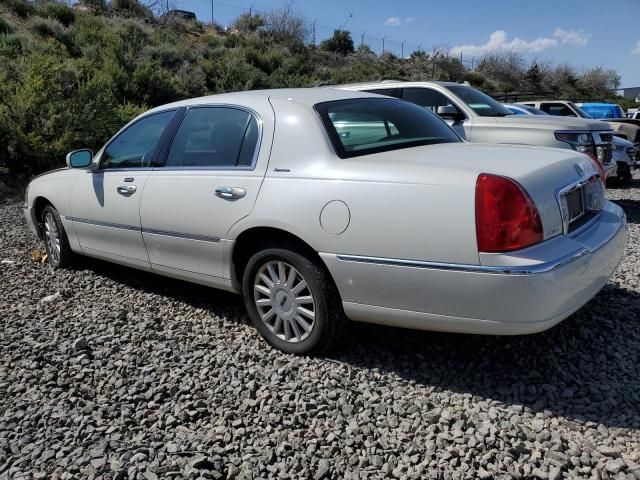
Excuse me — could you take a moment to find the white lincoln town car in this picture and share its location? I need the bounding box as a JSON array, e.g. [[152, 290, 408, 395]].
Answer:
[[24, 88, 627, 354]]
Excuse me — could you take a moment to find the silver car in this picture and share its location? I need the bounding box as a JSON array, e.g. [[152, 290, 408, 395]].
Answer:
[[24, 88, 627, 354]]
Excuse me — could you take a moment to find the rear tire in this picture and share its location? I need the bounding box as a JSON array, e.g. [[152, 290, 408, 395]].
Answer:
[[41, 205, 74, 268], [617, 163, 632, 183], [243, 248, 344, 354]]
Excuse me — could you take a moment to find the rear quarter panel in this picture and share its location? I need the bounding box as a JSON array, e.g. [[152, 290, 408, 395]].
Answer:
[[229, 97, 479, 265]]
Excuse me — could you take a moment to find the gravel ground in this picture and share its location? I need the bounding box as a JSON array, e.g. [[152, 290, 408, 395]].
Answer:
[[1, 175, 639, 480]]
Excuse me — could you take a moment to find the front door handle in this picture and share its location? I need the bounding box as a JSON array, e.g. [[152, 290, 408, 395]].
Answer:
[[215, 187, 246, 200], [117, 185, 137, 196]]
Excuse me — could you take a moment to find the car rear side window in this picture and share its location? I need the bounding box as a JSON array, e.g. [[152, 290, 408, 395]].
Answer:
[[540, 103, 577, 117], [165, 107, 260, 168], [315, 98, 460, 159], [101, 110, 176, 169], [401, 87, 463, 116]]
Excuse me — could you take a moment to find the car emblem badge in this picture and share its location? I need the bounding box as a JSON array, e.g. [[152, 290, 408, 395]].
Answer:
[[574, 164, 584, 177]]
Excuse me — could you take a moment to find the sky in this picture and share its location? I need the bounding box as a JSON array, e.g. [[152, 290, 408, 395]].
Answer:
[[174, 0, 640, 87]]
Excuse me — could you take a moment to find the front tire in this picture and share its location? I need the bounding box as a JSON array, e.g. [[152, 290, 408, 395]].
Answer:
[[243, 248, 344, 354], [41, 205, 74, 268]]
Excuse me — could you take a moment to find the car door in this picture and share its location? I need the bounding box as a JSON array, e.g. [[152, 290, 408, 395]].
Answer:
[[69, 110, 178, 266], [139, 105, 266, 279], [400, 87, 469, 140]]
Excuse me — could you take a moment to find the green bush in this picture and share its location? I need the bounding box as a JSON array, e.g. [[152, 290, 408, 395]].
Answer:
[[5, 0, 35, 18], [0, 16, 14, 34], [320, 30, 354, 56], [38, 2, 76, 27], [0, 33, 22, 59]]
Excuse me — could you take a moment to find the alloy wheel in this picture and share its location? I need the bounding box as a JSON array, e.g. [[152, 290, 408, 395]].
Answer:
[[253, 260, 316, 343], [44, 212, 61, 265]]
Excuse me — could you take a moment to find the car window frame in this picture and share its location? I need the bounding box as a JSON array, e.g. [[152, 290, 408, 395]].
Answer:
[[97, 108, 181, 172], [156, 104, 263, 171]]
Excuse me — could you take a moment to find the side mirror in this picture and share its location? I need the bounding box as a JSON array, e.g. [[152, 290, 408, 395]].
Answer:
[[437, 105, 464, 121], [66, 149, 93, 168]]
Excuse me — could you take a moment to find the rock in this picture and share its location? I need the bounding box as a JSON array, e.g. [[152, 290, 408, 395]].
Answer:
[[606, 459, 626, 474], [144, 470, 159, 480], [314, 460, 330, 480], [40, 292, 60, 303], [73, 336, 88, 351]]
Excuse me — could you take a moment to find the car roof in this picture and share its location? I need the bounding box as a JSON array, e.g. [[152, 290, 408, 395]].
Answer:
[[335, 80, 462, 89], [145, 88, 381, 114], [577, 102, 619, 107], [520, 100, 573, 104]]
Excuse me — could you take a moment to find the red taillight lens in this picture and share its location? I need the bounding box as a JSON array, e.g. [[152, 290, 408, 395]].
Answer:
[[587, 156, 607, 186], [475, 173, 544, 253]]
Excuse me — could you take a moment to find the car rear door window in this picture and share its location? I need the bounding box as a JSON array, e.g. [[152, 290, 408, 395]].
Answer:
[[101, 110, 176, 169], [165, 107, 260, 168]]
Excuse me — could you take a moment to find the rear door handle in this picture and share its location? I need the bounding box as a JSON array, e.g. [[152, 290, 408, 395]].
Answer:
[[215, 187, 246, 200], [117, 185, 137, 196]]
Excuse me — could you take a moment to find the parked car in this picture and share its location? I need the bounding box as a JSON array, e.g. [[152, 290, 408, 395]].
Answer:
[[612, 136, 637, 182], [522, 99, 640, 164], [576, 103, 626, 119], [507, 103, 617, 179], [503, 104, 548, 116], [338, 82, 614, 169], [628, 110, 640, 120], [24, 89, 627, 354], [518, 100, 592, 118]]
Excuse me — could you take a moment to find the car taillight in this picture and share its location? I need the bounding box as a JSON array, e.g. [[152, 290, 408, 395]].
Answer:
[[475, 173, 543, 253], [587, 156, 606, 186]]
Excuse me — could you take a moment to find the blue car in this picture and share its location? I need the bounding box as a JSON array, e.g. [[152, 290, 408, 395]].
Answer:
[[576, 103, 626, 119]]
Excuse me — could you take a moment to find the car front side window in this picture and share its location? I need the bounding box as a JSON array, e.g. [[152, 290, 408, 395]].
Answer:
[[101, 110, 176, 169], [164, 107, 259, 169]]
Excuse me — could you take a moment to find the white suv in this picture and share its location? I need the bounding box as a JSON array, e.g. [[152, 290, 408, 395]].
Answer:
[[339, 81, 614, 167]]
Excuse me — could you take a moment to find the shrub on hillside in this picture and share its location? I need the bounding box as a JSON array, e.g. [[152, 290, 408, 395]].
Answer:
[[29, 17, 65, 40], [5, 0, 35, 18], [38, 2, 76, 27], [231, 12, 265, 34], [0, 33, 22, 59], [320, 30, 354, 56], [0, 16, 14, 34]]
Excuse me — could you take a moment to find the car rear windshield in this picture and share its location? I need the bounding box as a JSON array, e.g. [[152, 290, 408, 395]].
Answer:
[[315, 98, 460, 158], [445, 85, 513, 117]]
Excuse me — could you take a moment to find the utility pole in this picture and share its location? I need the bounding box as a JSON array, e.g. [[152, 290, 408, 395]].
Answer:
[[312, 20, 317, 46], [401, 40, 405, 59], [361, 31, 366, 46], [382, 36, 386, 54], [211, 0, 214, 24]]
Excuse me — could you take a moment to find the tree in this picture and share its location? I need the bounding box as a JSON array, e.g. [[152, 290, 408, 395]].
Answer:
[[320, 30, 354, 56], [525, 62, 543, 91], [578, 67, 620, 99], [231, 12, 265, 33], [262, 6, 308, 45]]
